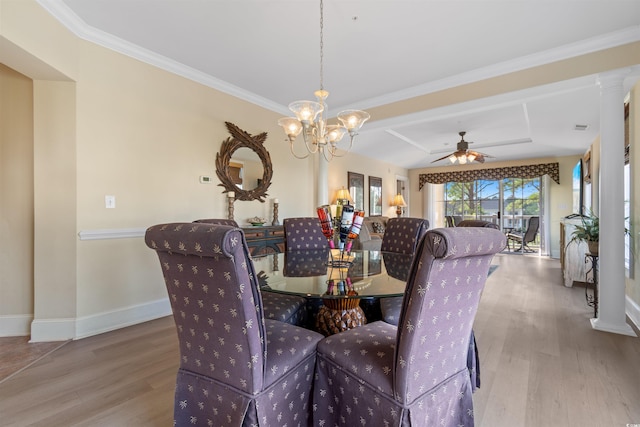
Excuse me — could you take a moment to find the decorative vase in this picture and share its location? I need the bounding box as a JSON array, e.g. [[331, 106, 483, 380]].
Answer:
[[587, 240, 599, 255]]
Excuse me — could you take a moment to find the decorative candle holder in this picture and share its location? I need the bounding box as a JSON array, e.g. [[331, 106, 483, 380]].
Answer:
[[227, 193, 235, 221], [272, 201, 280, 226]]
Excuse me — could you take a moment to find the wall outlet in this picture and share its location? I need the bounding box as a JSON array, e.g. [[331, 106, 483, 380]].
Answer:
[[105, 195, 116, 209], [199, 175, 213, 184]]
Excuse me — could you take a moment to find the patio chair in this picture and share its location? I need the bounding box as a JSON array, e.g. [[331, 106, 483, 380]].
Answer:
[[445, 215, 463, 227], [506, 216, 540, 252]]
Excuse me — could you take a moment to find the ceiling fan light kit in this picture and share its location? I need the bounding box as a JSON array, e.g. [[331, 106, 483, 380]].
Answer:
[[433, 131, 492, 165]]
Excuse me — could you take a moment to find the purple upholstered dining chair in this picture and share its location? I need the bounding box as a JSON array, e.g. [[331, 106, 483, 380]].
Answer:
[[380, 217, 430, 255], [313, 227, 506, 427], [193, 218, 307, 325], [284, 248, 330, 277], [145, 222, 323, 427], [457, 219, 500, 229], [379, 218, 429, 325], [283, 217, 328, 251], [192, 218, 239, 227]]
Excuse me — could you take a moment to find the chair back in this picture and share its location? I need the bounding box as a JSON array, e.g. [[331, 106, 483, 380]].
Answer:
[[283, 217, 328, 251], [382, 252, 413, 281], [523, 216, 540, 243], [457, 219, 500, 229], [284, 248, 330, 276], [380, 217, 429, 254], [145, 223, 266, 393], [394, 227, 505, 404], [193, 218, 239, 227], [445, 215, 463, 227]]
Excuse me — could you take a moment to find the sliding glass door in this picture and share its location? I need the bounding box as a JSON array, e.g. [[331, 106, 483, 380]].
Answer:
[[440, 177, 543, 252]]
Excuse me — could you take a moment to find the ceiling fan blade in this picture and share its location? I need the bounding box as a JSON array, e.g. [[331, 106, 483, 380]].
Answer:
[[469, 150, 493, 159], [431, 153, 454, 163], [468, 150, 494, 163]]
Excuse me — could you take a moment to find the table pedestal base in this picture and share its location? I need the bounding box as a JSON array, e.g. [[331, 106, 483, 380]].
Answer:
[[316, 305, 366, 336]]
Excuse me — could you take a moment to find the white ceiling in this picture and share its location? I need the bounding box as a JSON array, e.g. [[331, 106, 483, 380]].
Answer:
[[39, 0, 640, 169]]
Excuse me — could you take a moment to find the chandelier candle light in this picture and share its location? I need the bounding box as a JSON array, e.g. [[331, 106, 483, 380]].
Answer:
[[278, 0, 370, 161]]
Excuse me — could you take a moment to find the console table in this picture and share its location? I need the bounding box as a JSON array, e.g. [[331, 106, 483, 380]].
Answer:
[[584, 253, 598, 317], [242, 225, 284, 257], [560, 217, 588, 287]]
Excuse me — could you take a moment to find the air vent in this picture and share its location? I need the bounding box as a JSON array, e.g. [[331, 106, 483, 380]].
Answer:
[[574, 124, 589, 131]]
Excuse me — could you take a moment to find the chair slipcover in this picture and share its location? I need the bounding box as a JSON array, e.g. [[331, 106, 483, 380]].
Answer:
[[193, 218, 308, 325], [284, 248, 330, 277], [457, 219, 500, 229], [380, 217, 429, 255], [313, 227, 505, 427], [193, 218, 239, 227], [379, 252, 414, 325], [379, 219, 429, 325], [283, 217, 328, 251], [145, 222, 323, 426]]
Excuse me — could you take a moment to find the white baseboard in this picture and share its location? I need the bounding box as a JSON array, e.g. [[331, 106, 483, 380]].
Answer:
[[74, 297, 172, 340], [28, 297, 172, 342], [30, 317, 76, 342], [0, 314, 34, 337], [626, 294, 640, 333]]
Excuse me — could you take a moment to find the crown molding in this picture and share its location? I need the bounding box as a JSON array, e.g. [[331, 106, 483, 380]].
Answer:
[[35, 0, 290, 115], [351, 25, 640, 112], [37, 1, 639, 115]]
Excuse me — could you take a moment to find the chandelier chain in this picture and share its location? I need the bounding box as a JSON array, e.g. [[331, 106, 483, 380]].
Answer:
[[277, 0, 369, 162], [319, 0, 324, 91]]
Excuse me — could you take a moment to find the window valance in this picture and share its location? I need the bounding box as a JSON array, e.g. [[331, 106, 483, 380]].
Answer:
[[418, 162, 560, 189]]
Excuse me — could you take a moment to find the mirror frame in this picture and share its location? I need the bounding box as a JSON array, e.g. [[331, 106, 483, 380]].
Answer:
[[369, 176, 382, 216], [216, 122, 273, 202]]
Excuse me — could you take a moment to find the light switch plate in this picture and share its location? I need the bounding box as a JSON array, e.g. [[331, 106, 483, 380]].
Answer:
[[105, 195, 116, 208]]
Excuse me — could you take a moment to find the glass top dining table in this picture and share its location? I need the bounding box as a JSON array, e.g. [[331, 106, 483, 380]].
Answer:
[[252, 249, 413, 300]]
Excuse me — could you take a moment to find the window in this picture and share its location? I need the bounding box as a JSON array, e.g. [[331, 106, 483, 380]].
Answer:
[[624, 162, 631, 273], [438, 177, 542, 251]]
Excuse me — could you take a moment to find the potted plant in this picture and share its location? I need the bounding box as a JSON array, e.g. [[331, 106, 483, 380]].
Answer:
[[567, 210, 630, 256], [568, 211, 599, 255]]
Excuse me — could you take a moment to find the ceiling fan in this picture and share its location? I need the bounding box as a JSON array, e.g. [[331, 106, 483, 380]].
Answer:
[[431, 131, 494, 164]]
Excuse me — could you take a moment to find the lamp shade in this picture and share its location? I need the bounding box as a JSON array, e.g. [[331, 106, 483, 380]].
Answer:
[[334, 187, 353, 204], [392, 194, 407, 207]]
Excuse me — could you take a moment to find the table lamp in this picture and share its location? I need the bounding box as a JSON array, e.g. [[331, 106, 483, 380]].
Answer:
[[391, 193, 407, 218]]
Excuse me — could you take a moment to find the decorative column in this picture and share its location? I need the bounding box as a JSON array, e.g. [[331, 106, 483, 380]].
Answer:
[[317, 153, 329, 206], [592, 69, 636, 336]]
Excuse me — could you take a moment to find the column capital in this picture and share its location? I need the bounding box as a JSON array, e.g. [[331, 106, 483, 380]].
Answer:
[[597, 68, 631, 91]]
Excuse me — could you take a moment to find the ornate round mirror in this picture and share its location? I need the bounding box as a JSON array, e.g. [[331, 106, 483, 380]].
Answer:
[[216, 122, 273, 202]]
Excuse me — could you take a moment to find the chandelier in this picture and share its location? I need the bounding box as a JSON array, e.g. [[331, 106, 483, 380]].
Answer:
[[278, 0, 370, 162]]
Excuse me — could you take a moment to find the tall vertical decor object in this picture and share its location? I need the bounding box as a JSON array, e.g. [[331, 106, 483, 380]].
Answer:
[[228, 191, 235, 221], [272, 198, 280, 226]]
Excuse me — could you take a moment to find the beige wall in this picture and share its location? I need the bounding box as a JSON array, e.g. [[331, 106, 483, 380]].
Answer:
[[328, 154, 408, 218], [0, 64, 34, 323]]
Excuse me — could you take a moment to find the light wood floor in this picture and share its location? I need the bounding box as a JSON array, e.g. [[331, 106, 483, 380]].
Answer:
[[1, 253, 639, 426]]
